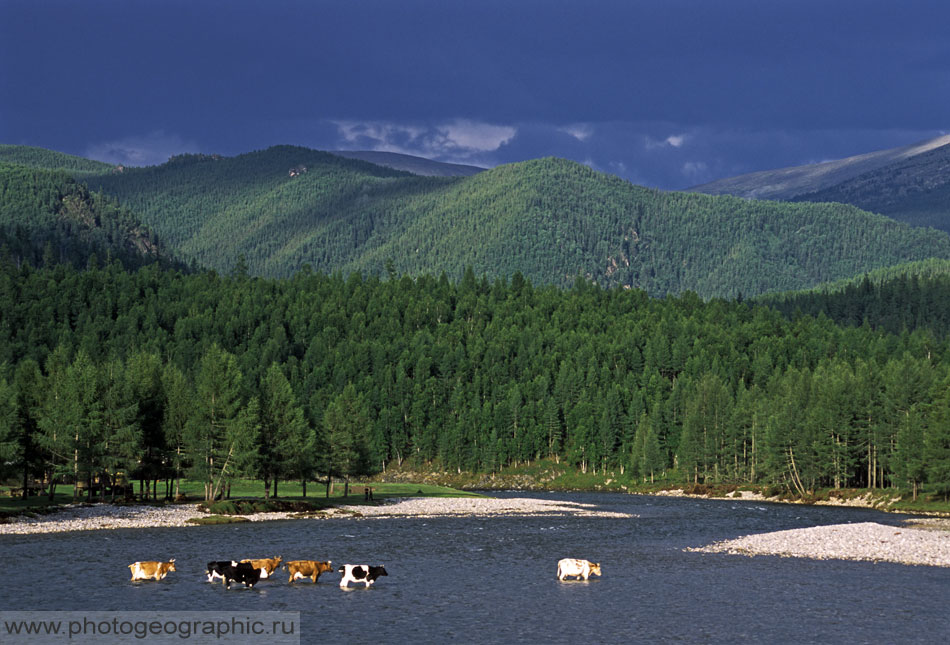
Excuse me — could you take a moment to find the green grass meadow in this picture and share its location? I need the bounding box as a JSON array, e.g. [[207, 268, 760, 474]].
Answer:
[[0, 479, 484, 517]]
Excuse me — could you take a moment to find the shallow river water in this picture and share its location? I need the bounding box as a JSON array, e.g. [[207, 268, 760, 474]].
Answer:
[[1, 492, 948, 643]]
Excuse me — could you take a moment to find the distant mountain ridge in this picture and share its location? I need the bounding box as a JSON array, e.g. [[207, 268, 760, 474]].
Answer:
[[792, 142, 950, 232], [8, 142, 950, 299], [331, 150, 484, 177], [77, 145, 950, 298], [690, 134, 950, 201]]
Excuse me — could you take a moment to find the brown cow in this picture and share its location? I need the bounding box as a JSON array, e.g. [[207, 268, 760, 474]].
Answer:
[[128, 560, 176, 581], [240, 556, 282, 579], [284, 560, 333, 584]]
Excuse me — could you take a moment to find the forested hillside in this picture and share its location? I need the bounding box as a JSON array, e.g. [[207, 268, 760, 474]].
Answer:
[[344, 158, 950, 298], [0, 145, 114, 177], [760, 258, 950, 337], [2, 262, 949, 502], [331, 150, 484, 177], [0, 162, 175, 271], [86, 146, 428, 275], [83, 146, 950, 298]]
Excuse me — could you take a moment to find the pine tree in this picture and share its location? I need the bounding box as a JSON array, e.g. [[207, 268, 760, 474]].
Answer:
[[640, 421, 663, 484], [0, 375, 17, 471], [127, 351, 166, 499], [677, 412, 702, 484], [161, 363, 191, 499], [894, 408, 927, 500], [186, 344, 257, 501], [99, 359, 142, 501], [11, 359, 43, 499], [543, 398, 563, 461], [324, 384, 368, 497], [35, 345, 73, 499], [258, 362, 310, 497], [924, 383, 950, 500], [53, 349, 103, 502]]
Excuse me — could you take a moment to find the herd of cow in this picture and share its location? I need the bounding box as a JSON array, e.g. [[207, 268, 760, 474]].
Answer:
[[127, 556, 601, 588], [127, 557, 388, 589]]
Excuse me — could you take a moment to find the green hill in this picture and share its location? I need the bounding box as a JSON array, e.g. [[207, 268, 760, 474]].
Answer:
[[0, 162, 175, 270], [0, 145, 114, 177], [341, 158, 950, 298], [331, 150, 484, 176], [82, 146, 950, 298], [86, 146, 426, 274], [758, 258, 950, 336]]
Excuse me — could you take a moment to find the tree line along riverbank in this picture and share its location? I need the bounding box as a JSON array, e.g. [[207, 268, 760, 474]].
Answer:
[[3, 263, 950, 506], [3, 466, 950, 522], [366, 461, 950, 515]]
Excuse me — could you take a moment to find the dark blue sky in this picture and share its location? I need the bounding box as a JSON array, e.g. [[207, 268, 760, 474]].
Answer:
[[2, 0, 947, 189]]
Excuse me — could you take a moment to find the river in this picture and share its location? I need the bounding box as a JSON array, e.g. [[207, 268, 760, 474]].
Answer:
[[1, 492, 947, 643]]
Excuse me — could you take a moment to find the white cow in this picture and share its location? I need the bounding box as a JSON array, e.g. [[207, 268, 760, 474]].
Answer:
[[557, 558, 602, 581]]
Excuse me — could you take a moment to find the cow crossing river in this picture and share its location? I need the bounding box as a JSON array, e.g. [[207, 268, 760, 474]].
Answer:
[[1, 492, 947, 643]]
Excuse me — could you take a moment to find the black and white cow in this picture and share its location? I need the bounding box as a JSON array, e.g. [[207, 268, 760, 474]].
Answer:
[[221, 561, 262, 589], [207, 561, 239, 583], [338, 564, 388, 588]]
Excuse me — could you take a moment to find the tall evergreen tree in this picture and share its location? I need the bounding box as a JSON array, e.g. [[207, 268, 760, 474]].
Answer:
[[185, 344, 257, 501], [258, 362, 310, 497], [640, 421, 663, 484], [127, 351, 166, 498], [0, 375, 17, 474], [10, 359, 43, 498], [894, 408, 927, 500], [161, 363, 191, 499], [324, 383, 368, 497], [924, 380, 950, 499], [99, 359, 142, 501], [35, 345, 73, 500]]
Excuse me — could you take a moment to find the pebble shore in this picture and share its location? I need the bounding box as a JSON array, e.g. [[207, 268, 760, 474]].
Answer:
[[338, 496, 636, 519], [0, 496, 634, 535], [6, 498, 949, 569], [0, 503, 206, 535], [689, 520, 950, 567]]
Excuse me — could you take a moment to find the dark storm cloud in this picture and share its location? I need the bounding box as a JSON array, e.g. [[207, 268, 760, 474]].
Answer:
[[1, 0, 947, 188]]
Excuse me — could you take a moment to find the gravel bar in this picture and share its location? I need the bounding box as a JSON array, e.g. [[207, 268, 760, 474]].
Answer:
[[0, 496, 634, 535], [0, 503, 206, 535], [688, 521, 950, 567], [339, 496, 636, 519]]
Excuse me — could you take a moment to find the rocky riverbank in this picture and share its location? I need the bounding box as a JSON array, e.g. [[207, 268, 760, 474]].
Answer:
[[6, 496, 949, 570], [652, 488, 900, 508], [0, 503, 209, 535], [0, 496, 634, 535], [372, 466, 949, 516], [688, 520, 950, 567], [338, 496, 635, 519]]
